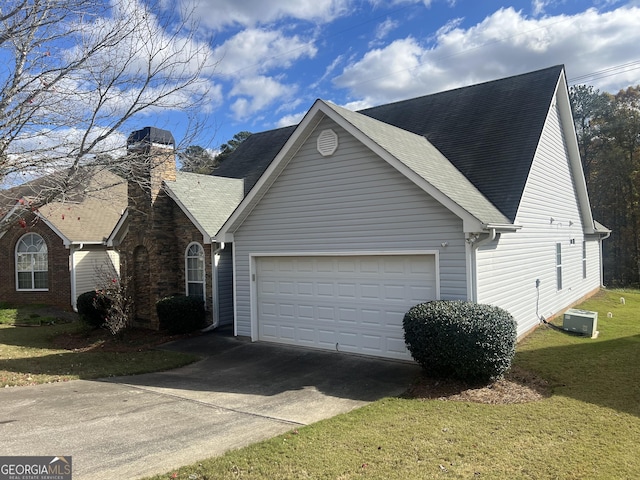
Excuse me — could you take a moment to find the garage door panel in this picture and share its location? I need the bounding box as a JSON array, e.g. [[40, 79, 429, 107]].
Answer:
[[317, 283, 334, 296], [297, 282, 314, 295], [337, 283, 357, 298], [297, 304, 314, 319], [257, 255, 437, 360]]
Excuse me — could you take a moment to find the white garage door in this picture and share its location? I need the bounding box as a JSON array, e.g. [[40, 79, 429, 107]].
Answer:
[[256, 255, 437, 360]]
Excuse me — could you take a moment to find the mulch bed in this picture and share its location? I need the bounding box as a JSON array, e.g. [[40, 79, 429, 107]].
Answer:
[[405, 365, 551, 404], [52, 325, 193, 353]]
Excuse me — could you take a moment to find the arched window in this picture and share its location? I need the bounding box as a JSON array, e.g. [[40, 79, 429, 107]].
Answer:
[[16, 233, 49, 290], [185, 242, 205, 301]]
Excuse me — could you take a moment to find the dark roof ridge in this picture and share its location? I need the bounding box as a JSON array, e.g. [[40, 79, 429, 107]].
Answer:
[[358, 65, 564, 115]]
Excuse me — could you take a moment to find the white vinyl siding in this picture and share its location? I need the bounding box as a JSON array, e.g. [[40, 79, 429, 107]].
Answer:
[[476, 95, 601, 336], [72, 248, 120, 309], [232, 117, 467, 338]]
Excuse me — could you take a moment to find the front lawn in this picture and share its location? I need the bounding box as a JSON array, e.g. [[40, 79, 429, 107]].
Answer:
[[147, 289, 640, 480], [0, 305, 198, 386]]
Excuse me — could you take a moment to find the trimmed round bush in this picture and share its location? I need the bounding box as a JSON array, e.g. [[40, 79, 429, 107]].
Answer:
[[77, 290, 111, 328], [403, 300, 517, 382], [156, 295, 206, 334]]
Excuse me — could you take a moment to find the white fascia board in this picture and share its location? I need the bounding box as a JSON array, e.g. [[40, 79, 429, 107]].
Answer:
[[106, 209, 129, 247], [164, 183, 211, 244], [554, 69, 596, 234], [33, 212, 72, 247], [0, 203, 21, 240]]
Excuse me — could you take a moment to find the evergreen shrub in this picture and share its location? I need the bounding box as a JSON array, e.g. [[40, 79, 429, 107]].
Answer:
[[156, 295, 206, 334], [77, 290, 111, 328], [403, 300, 517, 382]]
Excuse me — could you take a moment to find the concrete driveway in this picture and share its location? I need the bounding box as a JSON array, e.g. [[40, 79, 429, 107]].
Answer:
[[1, 331, 420, 479]]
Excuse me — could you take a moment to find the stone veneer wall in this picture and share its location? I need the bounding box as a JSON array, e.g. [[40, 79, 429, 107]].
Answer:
[[120, 143, 181, 329], [0, 214, 72, 310]]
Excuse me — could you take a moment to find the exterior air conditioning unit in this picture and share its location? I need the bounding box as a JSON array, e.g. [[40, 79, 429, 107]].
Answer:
[[563, 308, 599, 338]]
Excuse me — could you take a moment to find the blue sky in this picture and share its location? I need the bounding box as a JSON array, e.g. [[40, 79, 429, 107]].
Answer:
[[5, 0, 640, 157], [163, 0, 640, 152]]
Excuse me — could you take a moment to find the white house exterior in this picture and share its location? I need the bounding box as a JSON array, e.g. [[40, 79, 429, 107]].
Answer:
[[213, 65, 608, 360]]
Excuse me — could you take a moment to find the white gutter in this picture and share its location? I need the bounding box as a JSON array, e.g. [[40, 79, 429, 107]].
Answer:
[[466, 224, 520, 302], [69, 242, 86, 312]]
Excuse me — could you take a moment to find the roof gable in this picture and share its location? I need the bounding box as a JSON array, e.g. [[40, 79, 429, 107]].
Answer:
[[217, 65, 564, 223], [361, 65, 563, 222], [164, 172, 244, 242], [1, 169, 126, 244], [322, 102, 511, 227]]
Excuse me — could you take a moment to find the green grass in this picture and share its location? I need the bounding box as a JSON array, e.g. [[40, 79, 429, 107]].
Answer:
[[0, 304, 67, 326], [0, 307, 198, 386], [146, 289, 640, 480]]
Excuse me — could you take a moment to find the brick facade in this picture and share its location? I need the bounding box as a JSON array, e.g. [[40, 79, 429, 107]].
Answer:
[[0, 215, 72, 310], [172, 205, 214, 311]]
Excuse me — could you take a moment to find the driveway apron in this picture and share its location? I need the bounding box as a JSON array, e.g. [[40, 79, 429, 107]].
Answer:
[[1, 332, 420, 479]]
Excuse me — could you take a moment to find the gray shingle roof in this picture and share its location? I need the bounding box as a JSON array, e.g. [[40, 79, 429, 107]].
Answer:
[[214, 126, 296, 196], [165, 171, 244, 238], [1, 169, 126, 243], [215, 65, 564, 223]]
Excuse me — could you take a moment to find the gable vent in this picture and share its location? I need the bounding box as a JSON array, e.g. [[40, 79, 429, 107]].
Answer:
[[317, 129, 338, 156]]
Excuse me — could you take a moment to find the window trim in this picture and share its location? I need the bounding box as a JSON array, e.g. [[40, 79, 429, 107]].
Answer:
[[582, 241, 587, 279], [556, 242, 563, 291], [185, 241, 206, 304], [15, 232, 49, 292]]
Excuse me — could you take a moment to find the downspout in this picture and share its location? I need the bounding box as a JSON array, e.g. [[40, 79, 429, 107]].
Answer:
[[69, 243, 84, 312], [467, 228, 498, 303], [202, 242, 224, 332], [599, 230, 611, 287]]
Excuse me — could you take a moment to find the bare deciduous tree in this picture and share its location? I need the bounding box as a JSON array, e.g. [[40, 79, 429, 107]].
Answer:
[[0, 0, 216, 230]]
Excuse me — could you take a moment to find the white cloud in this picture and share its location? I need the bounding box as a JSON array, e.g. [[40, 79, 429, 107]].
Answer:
[[185, 0, 350, 30], [532, 0, 553, 16], [276, 111, 307, 128], [214, 28, 317, 77], [230, 76, 293, 120], [334, 6, 640, 105], [369, 18, 400, 47]]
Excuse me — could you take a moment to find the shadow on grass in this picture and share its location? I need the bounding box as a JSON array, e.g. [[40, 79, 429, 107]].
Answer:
[[0, 349, 196, 382], [0, 304, 78, 325], [516, 331, 640, 417]]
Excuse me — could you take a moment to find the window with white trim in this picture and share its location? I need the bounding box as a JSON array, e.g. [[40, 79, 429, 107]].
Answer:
[[185, 242, 205, 301], [582, 241, 587, 279], [556, 242, 563, 290], [16, 233, 48, 290]]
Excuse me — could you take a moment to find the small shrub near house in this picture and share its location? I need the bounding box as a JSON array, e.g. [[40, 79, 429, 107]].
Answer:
[[77, 290, 111, 328], [403, 300, 517, 382], [156, 295, 206, 334], [77, 271, 133, 335]]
